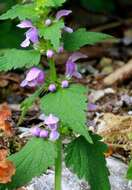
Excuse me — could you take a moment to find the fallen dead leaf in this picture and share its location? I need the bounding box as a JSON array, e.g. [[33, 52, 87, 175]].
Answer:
[[0, 103, 13, 137], [105, 145, 113, 157], [98, 113, 132, 150], [0, 159, 16, 184], [0, 149, 8, 161], [103, 59, 132, 85], [0, 149, 15, 184]]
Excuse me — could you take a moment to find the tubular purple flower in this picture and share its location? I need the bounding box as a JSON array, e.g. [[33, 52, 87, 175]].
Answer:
[[17, 20, 39, 48], [61, 80, 69, 88], [26, 27, 39, 43], [45, 19, 52, 26], [55, 9, 73, 33], [30, 127, 41, 137], [44, 114, 59, 125], [56, 10, 72, 20], [17, 20, 33, 28], [65, 52, 87, 79], [44, 114, 59, 131], [20, 67, 45, 88], [48, 84, 56, 92], [49, 131, 60, 141], [46, 50, 54, 58]]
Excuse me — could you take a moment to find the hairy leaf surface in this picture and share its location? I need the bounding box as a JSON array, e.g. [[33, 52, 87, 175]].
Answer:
[[40, 84, 92, 142], [39, 21, 64, 50], [44, 0, 66, 7], [0, 138, 56, 189], [65, 134, 110, 190], [63, 28, 113, 51], [0, 4, 39, 21], [0, 49, 41, 71]]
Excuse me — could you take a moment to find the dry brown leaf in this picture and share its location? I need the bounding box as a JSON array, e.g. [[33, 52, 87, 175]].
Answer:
[[103, 59, 132, 85], [98, 113, 132, 150], [105, 145, 113, 157], [0, 149, 15, 184], [0, 159, 16, 184], [0, 103, 13, 137], [0, 149, 8, 161]]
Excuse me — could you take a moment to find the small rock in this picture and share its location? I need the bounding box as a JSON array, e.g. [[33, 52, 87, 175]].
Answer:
[[26, 158, 132, 190], [107, 157, 132, 190], [89, 88, 115, 103]]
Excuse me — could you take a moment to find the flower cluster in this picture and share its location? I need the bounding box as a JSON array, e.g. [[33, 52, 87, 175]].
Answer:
[[19, 8, 88, 89], [48, 80, 69, 92], [20, 51, 87, 89], [17, 9, 72, 50], [31, 114, 60, 141]]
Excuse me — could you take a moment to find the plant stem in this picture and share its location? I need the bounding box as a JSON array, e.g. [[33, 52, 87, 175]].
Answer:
[[55, 138, 62, 190], [49, 58, 57, 82]]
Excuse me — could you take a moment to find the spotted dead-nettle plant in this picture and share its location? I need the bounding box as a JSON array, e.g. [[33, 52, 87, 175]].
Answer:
[[0, 1, 113, 190]]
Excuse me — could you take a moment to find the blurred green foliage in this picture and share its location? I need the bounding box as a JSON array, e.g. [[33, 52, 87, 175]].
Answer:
[[0, 0, 23, 49], [0, 0, 16, 13], [79, 0, 132, 13], [80, 0, 115, 13]]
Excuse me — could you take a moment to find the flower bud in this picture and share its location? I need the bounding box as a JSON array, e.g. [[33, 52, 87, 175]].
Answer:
[[48, 84, 56, 92], [49, 131, 60, 141], [45, 19, 52, 26], [61, 80, 69, 88], [30, 127, 41, 137], [46, 50, 54, 58], [39, 130, 49, 138]]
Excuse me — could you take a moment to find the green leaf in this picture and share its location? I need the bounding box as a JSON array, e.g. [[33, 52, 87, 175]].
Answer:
[[0, 138, 57, 189], [39, 21, 64, 50], [18, 87, 43, 125], [127, 160, 132, 179], [63, 28, 113, 51], [65, 134, 110, 190], [0, 49, 41, 71], [44, 0, 66, 7], [40, 84, 92, 143], [0, 4, 39, 21]]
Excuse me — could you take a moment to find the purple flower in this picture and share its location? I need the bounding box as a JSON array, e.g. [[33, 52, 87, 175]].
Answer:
[[56, 10, 72, 20], [48, 84, 56, 92], [55, 10, 73, 33], [30, 127, 41, 137], [17, 20, 39, 48], [49, 131, 60, 141], [44, 114, 59, 131], [39, 130, 49, 138], [20, 67, 45, 87], [17, 20, 33, 28], [61, 80, 69, 88], [46, 50, 54, 58], [65, 52, 87, 79], [45, 19, 52, 26]]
